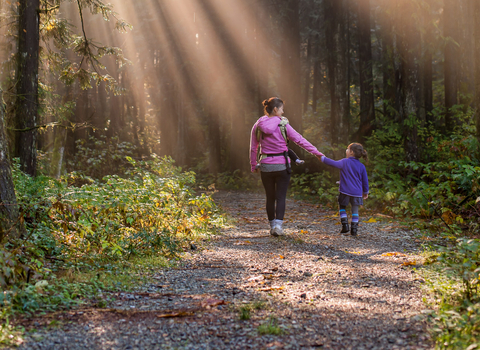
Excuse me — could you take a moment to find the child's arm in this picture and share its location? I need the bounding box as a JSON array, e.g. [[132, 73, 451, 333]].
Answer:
[[362, 166, 369, 198], [320, 156, 345, 170]]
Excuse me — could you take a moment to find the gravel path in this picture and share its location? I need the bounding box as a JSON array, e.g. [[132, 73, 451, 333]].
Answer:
[[13, 190, 433, 350]]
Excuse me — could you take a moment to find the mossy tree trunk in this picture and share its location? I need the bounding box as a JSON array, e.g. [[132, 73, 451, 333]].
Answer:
[[474, 0, 480, 144], [14, 0, 40, 177], [0, 97, 22, 241]]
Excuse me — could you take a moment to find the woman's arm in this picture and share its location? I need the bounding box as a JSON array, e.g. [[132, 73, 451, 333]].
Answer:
[[250, 123, 259, 172], [286, 124, 323, 156]]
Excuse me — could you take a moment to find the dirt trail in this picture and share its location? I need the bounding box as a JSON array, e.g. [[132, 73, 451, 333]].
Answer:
[[14, 190, 432, 350]]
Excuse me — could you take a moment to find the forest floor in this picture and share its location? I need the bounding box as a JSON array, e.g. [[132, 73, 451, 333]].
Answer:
[[12, 190, 433, 350]]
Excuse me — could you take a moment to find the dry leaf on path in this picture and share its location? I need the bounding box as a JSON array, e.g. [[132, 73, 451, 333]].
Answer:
[[365, 218, 377, 223], [257, 286, 285, 291], [382, 252, 407, 257], [401, 260, 417, 266]]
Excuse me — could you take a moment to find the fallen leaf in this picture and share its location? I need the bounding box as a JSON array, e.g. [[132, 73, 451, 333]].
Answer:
[[401, 260, 417, 266], [257, 286, 285, 291], [279, 255, 285, 259], [365, 218, 377, 223], [200, 298, 227, 308], [346, 251, 361, 255], [382, 252, 407, 257]]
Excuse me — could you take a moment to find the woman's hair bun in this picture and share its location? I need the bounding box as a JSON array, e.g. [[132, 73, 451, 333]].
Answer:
[[262, 99, 269, 107]]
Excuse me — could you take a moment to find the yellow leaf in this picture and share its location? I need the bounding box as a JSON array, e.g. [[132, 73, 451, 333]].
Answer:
[[279, 255, 285, 259], [365, 218, 377, 223], [401, 260, 416, 266], [382, 252, 407, 257]]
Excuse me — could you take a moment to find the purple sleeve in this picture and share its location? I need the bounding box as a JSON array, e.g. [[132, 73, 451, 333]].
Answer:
[[249, 123, 259, 172], [362, 166, 369, 194], [322, 157, 344, 169], [286, 124, 323, 156]]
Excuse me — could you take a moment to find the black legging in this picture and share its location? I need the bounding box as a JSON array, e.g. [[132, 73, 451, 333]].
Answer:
[[260, 170, 291, 221]]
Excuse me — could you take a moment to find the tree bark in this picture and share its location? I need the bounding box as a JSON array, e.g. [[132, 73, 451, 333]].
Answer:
[[15, 0, 40, 177], [474, 0, 480, 143], [423, 1, 434, 123], [444, 0, 459, 132], [398, 1, 420, 162], [325, 0, 347, 146], [279, 0, 302, 133], [357, 0, 375, 141], [0, 97, 23, 241]]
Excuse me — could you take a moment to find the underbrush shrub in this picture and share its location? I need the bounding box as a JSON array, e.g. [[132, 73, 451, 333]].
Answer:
[[425, 238, 480, 348], [0, 155, 223, 318]]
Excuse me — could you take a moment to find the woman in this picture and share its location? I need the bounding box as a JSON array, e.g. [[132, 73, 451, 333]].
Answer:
[[250, 97, 324, 236]]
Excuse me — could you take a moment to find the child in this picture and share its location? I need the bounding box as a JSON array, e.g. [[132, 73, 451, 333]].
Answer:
[[320, 143, 369, 236]]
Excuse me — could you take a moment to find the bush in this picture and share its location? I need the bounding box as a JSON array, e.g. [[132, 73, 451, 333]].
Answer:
[[0, 155, 224, 319]]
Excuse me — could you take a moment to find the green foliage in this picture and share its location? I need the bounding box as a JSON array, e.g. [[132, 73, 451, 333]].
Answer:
[[70, 135, 136, 178], [425, 238, 480, 349], [0, 155, 223, 328], [289, 172, 338, 206], [258, 316, 283, 335]]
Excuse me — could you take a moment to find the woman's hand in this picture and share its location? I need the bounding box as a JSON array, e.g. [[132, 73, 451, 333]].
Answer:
[[363, 193, 369, 199]]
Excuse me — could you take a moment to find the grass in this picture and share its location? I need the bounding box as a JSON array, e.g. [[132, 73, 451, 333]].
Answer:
[[258, 316, 283, 335], [238, 300, 267, 320]]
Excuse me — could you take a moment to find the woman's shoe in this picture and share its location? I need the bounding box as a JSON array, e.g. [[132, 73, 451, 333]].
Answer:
[[350, 222, 358, 236]]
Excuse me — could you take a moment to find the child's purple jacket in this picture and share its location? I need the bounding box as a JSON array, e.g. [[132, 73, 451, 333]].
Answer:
[[250, 116, 323, 172], [322, 156, 369, 197]]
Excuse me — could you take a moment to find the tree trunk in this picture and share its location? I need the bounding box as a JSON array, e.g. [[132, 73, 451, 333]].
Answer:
[[303, 36, 312, 113], [444, 0, 459, 132], [380, 5, 396, 121], [0, 98, 23, 241], [279, 0, 302, 133], [15, 0, 40, 177], [474, 0, 480, 143], [357, 0, 375, 141], [325, 0, 341, 146], [423, 1, 434, 124], [398, 1, 420, 162]]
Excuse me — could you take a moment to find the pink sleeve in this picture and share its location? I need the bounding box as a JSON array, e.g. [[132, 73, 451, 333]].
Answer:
[[286, 124, 323, 156], [249, 123, 259, 172]]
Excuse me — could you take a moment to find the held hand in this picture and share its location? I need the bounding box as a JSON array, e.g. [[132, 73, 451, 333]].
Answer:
[[363, 193, 368, 199], [316, 154, 323, 162]]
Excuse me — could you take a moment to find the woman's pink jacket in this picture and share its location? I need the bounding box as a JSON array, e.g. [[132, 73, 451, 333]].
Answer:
[[250, 115, 323, 172]]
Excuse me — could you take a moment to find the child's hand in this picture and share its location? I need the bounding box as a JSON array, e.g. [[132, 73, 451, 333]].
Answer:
[[363, 193, 368, 199]]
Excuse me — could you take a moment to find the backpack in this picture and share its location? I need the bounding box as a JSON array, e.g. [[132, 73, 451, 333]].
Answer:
[[255, 117, 289, 162]]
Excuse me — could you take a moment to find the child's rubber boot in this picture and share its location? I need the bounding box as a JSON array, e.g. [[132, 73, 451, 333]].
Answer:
[[340, 218, 350, 233], [350, 222, 358, 236]]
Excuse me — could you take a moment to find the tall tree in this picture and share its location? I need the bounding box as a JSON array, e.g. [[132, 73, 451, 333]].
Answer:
[[279, 0, 302, 132], [14, 0, 40, 176], [356, 0, 375, 141], [0, 96, 23, 241], [324, 0, 347, 146], [444, 0, 459, 131], [398, 0, 420, 162], [474, 0, 480, 143]]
